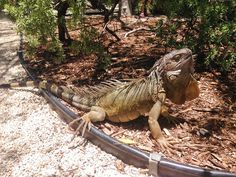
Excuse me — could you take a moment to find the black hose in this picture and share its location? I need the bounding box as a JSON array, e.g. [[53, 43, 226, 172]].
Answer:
[[17, 35, 236, 177]]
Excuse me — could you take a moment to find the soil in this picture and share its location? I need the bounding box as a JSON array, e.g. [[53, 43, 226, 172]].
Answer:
[[4, 14, 236, 174]]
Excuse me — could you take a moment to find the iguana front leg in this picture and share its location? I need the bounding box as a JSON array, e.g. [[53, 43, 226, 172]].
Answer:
[[69, 106, 106, 136], [148, 101, 171, 149]]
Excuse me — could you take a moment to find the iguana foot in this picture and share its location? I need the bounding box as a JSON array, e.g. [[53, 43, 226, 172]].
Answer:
[[69, 116, 92, 137], [157, 137, 183, 155], [69, 106, 106, 139], [158, 136, 180, 154], [158, 137, 172, 149]]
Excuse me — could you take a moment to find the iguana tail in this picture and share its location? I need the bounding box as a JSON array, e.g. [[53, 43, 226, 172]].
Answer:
[[0, 80, 39, 88], [0, 80, 91, 111]]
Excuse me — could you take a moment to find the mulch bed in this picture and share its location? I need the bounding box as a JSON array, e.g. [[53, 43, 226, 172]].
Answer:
[[24, 15, 236, 173]]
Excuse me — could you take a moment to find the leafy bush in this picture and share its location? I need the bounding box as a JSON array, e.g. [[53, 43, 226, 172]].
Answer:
[[0, 0, 8, 9], [69, 27, 111, 70], [154, 0, 236, 71], [3, 0, 111, 67], [4, 0, 62, 55]]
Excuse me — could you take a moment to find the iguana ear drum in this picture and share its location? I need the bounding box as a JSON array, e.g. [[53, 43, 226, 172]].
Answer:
[[185, 79, 200, 101]]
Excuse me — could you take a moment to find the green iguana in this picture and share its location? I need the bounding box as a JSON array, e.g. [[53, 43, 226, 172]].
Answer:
[[0, 48, 200, 149]]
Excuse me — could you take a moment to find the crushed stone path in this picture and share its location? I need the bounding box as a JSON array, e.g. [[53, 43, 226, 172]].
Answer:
[[0, 11, 149, 177]]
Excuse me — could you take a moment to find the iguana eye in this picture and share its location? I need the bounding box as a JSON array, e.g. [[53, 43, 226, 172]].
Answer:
[[174, 54, 181, 60], [168, 74, 177, 80]]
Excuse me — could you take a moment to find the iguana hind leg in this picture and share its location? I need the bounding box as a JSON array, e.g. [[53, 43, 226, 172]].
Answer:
[[69, 106, 106, 136]]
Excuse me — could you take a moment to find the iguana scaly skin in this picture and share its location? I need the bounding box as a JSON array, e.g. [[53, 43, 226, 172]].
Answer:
[[0, 48, 200, 149]]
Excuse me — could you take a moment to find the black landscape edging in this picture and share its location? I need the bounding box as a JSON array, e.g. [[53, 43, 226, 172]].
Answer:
[[17, 34, 236, 177]]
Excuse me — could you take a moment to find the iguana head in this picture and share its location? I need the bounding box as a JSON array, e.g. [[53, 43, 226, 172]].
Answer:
[[151, 48, 200, 104]]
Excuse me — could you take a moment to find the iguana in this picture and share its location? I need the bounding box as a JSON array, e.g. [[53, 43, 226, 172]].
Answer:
[[0, 48, 200, 149]]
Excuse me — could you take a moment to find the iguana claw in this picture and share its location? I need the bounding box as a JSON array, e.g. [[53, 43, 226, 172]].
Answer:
[[158, 136, 180, 154], [69, 116, 92, 137], [158, 137, 171, 149]]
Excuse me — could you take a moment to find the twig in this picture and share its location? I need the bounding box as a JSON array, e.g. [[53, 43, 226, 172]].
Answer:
[[101, 20, 110, 35], [205, 162, 223, 171], [124, 27, 153, 38], [208, 158, 225, 170], [181, 143, 218, 151], [192, 107, 218, 112], [111, 129, 127, 137], [99, 20, 120, 41], [105, 26, 120, 41]]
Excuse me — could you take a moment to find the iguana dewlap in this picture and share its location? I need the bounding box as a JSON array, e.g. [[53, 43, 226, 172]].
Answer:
[[0, 48, 200, 149]]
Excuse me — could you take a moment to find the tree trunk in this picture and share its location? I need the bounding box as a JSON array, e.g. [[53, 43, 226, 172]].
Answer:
[[89, 0, 121, 40], [55, 1, 70, 42], [119, 0, 133, 16]]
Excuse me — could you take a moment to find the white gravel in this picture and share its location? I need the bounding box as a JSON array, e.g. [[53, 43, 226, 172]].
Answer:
[[0, 11, 150, 177]]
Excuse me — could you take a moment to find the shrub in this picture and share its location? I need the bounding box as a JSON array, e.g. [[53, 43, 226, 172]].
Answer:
[[155, 0, 236, 71]]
